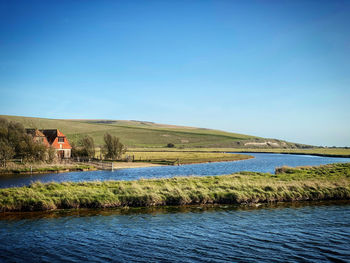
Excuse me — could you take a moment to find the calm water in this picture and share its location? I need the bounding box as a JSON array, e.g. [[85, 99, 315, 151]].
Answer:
[[1, 153, 350, 188], [1, 154, 350, 262], [1, 202, 350, 262]]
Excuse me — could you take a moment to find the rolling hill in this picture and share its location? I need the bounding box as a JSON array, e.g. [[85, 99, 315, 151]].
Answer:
[[0, 115, 309, 149]]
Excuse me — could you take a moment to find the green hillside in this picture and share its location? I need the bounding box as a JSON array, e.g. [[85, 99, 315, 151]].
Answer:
[[0, 115, 305, 148]]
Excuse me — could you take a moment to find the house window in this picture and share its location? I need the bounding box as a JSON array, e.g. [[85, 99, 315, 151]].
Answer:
[[58, 137, 64, 143]]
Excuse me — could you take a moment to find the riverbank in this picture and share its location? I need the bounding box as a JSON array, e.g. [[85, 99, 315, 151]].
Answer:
[[112, 162, 163, 169], [128, 148, 350, 158], [0, 162, 349, 212], [0, 152, 252, 175], [0, 163, 97, 175], [124, 152, 253, 165]]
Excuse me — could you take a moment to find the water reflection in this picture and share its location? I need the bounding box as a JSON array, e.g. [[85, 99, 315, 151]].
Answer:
[[1, 200, 349, 221], [1, 201, 350, 262]]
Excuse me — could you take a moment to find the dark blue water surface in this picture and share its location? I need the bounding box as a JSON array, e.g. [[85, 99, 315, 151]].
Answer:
[[1, 202, 350, 262], [0, 153, 350, 188], [1, 154, 350, 262]]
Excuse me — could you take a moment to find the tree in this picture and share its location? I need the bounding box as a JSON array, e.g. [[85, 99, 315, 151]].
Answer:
[[0, 118, 24, 162], [0, 141, 15, 167], [103, 133, 126, 160], [0, 118, 9, 139], [47, 146, 57, 163], [0, 118, 50, 163], [17, 134, 47, 162], [7, 121, 26, 154], [80, 136, 95, 158], [32, 139, 47, 162], [70, 141, 80, 158]]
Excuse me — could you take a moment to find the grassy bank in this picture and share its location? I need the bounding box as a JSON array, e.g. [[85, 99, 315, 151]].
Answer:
[[124, 152, 253, 165], [0, 163, 349, 212], [0, 163, 96, 175], [129, 147, 350, 158]]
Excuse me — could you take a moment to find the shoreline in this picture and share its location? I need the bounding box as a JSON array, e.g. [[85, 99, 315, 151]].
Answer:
[[231, 151, 350, 158], [128, 148, 350, 158], [112, 162, 164, 169], [123, 155, 254, 167], [1, 200, 350, 219], [0, 162, 349, 213], [0, 154, 253, 175], [0, 164, 97, 176]]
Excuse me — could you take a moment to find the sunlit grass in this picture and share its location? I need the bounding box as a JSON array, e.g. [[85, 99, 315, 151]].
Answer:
[[0, 163, 349, 212]]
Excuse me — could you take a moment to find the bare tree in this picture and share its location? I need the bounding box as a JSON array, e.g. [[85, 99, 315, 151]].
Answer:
[[103, 133, 126, 160], [80, 136, 95, 158], [0, 141, 15, 167]]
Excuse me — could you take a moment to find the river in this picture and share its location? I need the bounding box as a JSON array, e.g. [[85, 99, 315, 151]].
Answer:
[[0, 202, 350, 262], [1, 153, 350, 188], [1, 153, 350, 262]]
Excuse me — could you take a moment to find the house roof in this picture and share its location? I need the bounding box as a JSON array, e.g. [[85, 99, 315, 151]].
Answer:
[[40, 129, 72, 149], [26, 129, 50, 147], [26, 128, 71, 149], [40, 129, 59, 144], [40, 129, 66, 143], [26, 129, 46, 137]]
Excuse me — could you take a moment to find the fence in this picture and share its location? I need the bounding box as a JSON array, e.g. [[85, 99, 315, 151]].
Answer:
[[72, 157, 114, 170], [89, 161, 114, 170]]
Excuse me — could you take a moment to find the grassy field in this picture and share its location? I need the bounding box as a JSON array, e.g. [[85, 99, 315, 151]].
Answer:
[[0, 115, 304, 148], [129, 148, 350, 157], [0, 163, 349, 212], [124, 152, 253, 165]]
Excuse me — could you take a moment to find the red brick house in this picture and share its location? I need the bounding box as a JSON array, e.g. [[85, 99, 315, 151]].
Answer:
[[26, 129, 72, 158]]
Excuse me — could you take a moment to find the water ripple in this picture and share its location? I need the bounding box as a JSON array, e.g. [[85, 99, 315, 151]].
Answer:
[[1, 153, 350, 188]]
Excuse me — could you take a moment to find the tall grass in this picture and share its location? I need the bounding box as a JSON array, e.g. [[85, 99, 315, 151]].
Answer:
[[0, 163, 349, 212]]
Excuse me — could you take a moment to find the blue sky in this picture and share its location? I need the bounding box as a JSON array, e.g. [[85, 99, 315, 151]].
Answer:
[[1, 0, 349, 146]]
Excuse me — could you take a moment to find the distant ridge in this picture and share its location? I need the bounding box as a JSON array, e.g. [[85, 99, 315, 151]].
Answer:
[[0, 115, 311, 149]]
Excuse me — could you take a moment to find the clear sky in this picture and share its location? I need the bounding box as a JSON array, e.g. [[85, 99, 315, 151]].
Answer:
[[1, 0, 349, 146]]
